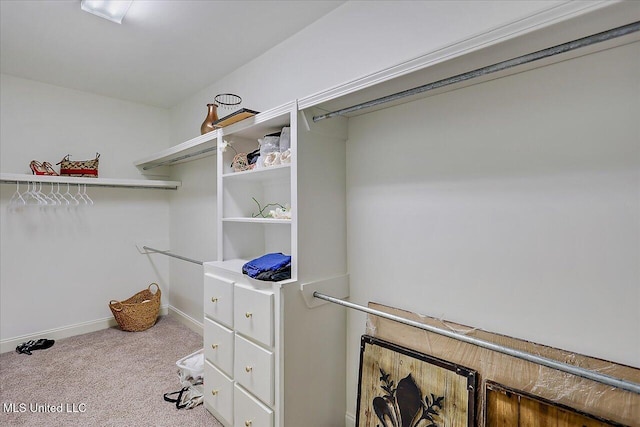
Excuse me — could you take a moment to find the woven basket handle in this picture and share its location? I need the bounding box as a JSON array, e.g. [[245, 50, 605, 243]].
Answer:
[[109, 300, 123, 312], [148, 283, 160, 294]]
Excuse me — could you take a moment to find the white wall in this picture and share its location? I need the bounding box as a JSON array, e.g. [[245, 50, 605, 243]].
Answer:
[[345, 40, 639, 419], [167, 156, 217, 325], [164, 1, 640, 421], [0, 75, 171, 342], [167, 0, 565, 339], [169, 0, 561, 143], [2, 0, 623, 420]]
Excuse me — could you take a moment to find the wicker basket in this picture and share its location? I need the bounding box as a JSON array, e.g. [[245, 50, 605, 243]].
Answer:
[[109, 283, 161, 332]]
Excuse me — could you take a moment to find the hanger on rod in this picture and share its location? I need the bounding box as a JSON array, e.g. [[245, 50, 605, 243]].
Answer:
[[9, 181, 27, 209]]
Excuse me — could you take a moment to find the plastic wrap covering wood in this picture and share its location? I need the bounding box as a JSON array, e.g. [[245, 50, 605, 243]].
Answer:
[[365, 302, 639, 426]]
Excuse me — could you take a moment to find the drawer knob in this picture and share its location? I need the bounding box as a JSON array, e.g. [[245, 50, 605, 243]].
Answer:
[[211, 344, 218, 350], [211, 297, 218, 303], [211, 390, 218, 396], [245, 421, 252, 426], [245, 366, 253, 372], [245, 312, 252, 318]]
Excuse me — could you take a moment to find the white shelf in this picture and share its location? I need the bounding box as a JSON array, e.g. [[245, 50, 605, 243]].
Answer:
[[134, 101, 296, 171], [0, 173, 181, 189], [223, 217, 291, 224], [207, 259, 296, 288], [219, 102, 293, 140], [298, 2, 640, 119], [211, 258, 248, 273], [222, 164, 291, 181], [133, 129, 219, 170]]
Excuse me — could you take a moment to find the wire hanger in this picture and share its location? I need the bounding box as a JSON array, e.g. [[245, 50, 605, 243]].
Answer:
[[9, 181, 27, 208], [63, 183, 79, 205]]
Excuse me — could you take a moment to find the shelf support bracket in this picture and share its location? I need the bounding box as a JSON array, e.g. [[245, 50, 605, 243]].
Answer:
[[300, 274, 349, 308]]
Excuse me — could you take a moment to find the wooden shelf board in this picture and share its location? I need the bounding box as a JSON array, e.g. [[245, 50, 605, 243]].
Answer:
[[213, 108, 259, 128]]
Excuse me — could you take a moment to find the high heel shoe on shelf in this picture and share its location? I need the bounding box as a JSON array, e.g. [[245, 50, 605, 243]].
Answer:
[[30, 160, 48, 175], [29, 160, 59, 176], [43, 162, 59, 176]]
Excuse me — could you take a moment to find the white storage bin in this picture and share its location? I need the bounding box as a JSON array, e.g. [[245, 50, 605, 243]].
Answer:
[[177, 348, 205, 380]]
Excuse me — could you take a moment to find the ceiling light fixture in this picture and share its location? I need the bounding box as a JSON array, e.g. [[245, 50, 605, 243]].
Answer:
[[81, 0, 134, 24]]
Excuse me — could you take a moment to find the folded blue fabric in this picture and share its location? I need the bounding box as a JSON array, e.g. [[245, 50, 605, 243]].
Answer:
[[242, 253, 292, 279]]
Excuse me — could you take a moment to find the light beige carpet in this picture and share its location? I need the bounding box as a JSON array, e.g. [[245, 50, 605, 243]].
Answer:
[[0, 316, 222, 426]]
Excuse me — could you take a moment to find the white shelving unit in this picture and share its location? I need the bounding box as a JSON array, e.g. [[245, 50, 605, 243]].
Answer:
[[133, 103, 296, 171], [202, 101, 349, 427], [0, 173, 181, 189]]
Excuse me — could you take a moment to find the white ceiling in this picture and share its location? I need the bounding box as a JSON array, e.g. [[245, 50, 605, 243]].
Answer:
[[0, 0, 345, 108]]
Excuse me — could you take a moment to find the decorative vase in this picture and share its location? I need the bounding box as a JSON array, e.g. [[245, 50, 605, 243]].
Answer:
[[200, 103, 219, 135]]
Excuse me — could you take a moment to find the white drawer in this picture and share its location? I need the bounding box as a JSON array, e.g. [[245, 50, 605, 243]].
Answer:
[[204, 273, 234, 327], [234, 384, 273, 427], [234, 334, 274, 406], [204, 317, 234, 377], [234, 284, 273, 347], [204, 360, 234, 426]]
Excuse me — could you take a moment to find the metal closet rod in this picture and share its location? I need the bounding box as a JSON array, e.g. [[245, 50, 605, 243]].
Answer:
[[312, 21, 640, 122], [0, 179, 176, 190], [142, 246, 203, 265], [313, 291, 640, 395], [142, 146, 218, 171]]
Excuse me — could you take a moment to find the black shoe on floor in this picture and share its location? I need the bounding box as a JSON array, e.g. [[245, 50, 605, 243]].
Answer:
[[15, 339, 55, 355]]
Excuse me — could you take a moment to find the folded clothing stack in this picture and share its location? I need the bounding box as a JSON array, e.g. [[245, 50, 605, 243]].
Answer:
[[242, 253, 291, 281]]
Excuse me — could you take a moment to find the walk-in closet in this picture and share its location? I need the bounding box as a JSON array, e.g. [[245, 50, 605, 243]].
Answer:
[[1, 1, 638, 426]]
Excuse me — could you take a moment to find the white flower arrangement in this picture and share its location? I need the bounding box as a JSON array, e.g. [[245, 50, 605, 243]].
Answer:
[[269, 204, 292, 220], [219, 140, 237, 154], [252, 198, 291, 220]]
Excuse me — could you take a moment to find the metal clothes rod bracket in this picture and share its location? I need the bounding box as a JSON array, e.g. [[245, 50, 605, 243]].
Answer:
[[142, 246, 203, 265], [313, 291, 640, 395], [313, 21, 640, 122], [142, 146, 218, 171]]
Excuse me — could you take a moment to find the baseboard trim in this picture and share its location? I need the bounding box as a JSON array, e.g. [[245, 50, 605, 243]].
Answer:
[[0, 305, 170, 354], [345, 412, 356, 427], [167, 305, 203, 336]]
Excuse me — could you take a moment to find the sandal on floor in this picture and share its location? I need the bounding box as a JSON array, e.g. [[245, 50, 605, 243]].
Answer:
[[16, 340, 36, 355], [164, 387, 190, 409], [15, 338, 55, 355], [32, 338, 55, 350]]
